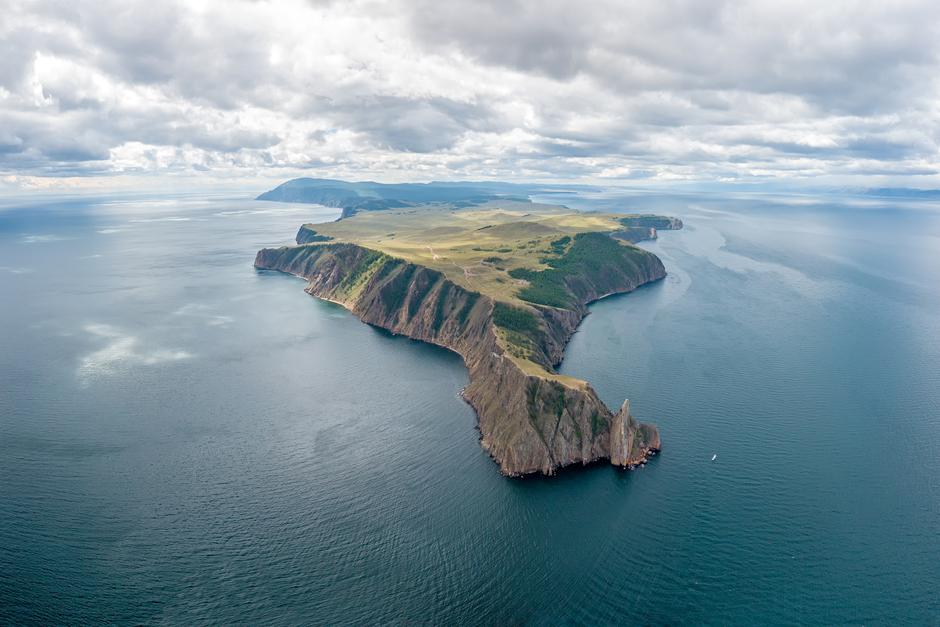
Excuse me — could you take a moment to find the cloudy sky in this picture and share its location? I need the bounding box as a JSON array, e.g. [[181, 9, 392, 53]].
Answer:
[[3, 0, 940, 190]]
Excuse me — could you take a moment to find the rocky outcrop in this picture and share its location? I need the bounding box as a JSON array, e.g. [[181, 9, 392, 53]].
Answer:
[[254, 239, 665, 476], [611, 226, 657, 243], [295, 225, 333, 244], [619, 215, 684, 230], [609, 400, 662, 468]]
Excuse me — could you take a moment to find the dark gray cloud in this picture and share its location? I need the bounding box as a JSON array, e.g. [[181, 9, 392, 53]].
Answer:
[[406, 0, 591, 80], [328, 95, 507, 152], [2, 0, 940, 187], [405, 0, 940, 114]]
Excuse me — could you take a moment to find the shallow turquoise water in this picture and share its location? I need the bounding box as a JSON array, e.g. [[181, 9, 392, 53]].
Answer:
[[1, 189, 939, 624]]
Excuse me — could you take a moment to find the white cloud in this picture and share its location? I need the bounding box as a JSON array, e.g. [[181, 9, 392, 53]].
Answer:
[[1, 0, 940, 187]]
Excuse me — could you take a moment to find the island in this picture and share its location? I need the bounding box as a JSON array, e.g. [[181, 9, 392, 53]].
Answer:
[[254, 178, 683, 476]]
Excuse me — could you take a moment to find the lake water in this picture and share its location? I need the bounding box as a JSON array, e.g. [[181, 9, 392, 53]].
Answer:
[[2, 188, 939, 624]]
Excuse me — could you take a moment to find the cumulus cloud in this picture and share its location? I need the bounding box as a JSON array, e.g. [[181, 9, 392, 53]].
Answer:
[[2, 0, 940, 186]]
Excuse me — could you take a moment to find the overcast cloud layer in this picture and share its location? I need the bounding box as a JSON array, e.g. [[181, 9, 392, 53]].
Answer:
[[3, 0, 940, 189]]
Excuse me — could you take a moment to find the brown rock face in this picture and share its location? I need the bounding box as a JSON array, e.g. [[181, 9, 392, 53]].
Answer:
[[254, 240, 664, 476], [610, 400, 661, 468]]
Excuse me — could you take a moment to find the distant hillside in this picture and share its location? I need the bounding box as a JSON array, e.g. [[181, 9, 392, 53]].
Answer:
[[257, 178, 536, 218]]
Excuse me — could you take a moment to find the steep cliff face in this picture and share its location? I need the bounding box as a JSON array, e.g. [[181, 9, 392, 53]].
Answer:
[[295, 225, 333, 244], [609, 400, 662, 468], [611, 226, 657, 243], [254, 239, 664, 476]]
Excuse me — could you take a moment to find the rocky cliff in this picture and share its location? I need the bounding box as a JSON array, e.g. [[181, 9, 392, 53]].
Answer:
[[254, 237, 665, 476], [619, 215, 684, 230]]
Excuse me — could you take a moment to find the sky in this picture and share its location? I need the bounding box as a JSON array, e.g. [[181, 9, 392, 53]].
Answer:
[[2, 0, 940, 192]]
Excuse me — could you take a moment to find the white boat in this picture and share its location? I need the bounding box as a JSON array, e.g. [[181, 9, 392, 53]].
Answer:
[[711, 454, 717, 461]]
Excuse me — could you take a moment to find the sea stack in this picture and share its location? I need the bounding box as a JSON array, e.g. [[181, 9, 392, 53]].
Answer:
[[610, 399, 661, 468]]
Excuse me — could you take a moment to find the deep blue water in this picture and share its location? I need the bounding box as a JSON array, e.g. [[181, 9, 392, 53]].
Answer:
[[2, 188, 939, 624]]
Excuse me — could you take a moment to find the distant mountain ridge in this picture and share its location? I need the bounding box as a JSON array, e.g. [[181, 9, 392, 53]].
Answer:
[[257, 177, 540, 218]]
